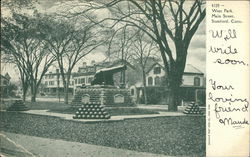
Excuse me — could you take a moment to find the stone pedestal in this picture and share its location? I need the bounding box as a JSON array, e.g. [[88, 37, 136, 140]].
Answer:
[[7, 99, 29, 111], [71, 86, 134, 108]]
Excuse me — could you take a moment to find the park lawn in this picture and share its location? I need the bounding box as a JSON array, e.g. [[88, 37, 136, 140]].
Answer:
[[0, 112, 205, 156], [25, 101, 69, 110]]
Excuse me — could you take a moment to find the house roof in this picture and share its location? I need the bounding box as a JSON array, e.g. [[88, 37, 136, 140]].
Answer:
[[146, 61, 203, 74], [73, 72, 95, 77], [109, 59, 136, 70], [184, 64, 203, 74], [132, 57, 160, 73], [0, 73, 11, 80]]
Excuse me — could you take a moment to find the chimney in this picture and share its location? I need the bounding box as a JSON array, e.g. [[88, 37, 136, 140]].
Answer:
[[82, 62, 87, 68], [91, 60, 96, 66]]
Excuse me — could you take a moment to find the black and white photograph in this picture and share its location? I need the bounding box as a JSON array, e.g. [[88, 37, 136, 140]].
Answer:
[[1, 0, 206, 156]]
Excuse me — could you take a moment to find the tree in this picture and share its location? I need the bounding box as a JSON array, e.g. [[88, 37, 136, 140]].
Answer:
[[107, 25, 138, 85], [131, 30, 157, 104], [88, 0, 205, 111], [41, 16, 104, 104], [1, 13, 55, 102]]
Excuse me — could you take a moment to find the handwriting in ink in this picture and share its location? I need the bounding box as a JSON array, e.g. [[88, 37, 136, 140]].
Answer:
[[209, 45, 238, 55], [209, 79, 234, 90], [209, 29, 237, 41], [208, 92, 249, 104], [214, 58, 248, 66], [219, 118, 249, 126], [214, 103, 249, 119]]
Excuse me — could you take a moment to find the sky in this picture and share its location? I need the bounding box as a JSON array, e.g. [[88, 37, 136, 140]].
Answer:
[[1, 0, 206, 82]]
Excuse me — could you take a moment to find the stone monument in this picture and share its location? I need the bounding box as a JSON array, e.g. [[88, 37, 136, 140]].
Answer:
[[72, 65, 134, 119]]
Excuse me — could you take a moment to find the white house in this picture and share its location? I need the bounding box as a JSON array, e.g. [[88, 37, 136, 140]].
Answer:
[[145, 62, 205, 87], [42, 70, 74, 95], [130, 61, 206, 105]]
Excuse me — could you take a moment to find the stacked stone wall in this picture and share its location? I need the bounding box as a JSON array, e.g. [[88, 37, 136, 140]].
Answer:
[[71, 87, 134, 108]]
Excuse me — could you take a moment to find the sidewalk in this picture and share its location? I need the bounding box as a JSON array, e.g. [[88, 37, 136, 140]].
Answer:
[[1, 132, 171, 157], [21, 110, 186, 123]]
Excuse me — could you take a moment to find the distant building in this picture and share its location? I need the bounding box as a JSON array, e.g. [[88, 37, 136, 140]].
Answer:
[[42, 70, 74, 95], [42, 59, 205, 105], [0, 73, 11, 97], [42, 60, 125, 95], [73, 62, 96, 87], [145, 62, 205, 87], [130, 61, 206, 105]]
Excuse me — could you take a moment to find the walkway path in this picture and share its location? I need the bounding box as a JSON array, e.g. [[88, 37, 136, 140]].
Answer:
[[21, 110, 186, 123], [1, 132, 171, 157]]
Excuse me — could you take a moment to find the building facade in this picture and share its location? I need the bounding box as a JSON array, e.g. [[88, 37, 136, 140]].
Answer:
[[42, 70, 74, 95], [42, 60, 205, 105], [130, 62, 206, 105], [0, 73, 11, 97], [42, 61, 118, 95]]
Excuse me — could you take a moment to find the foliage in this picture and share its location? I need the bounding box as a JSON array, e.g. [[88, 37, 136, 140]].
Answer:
[[86, 0, 206, 111], [40, 15, 105, 104], [1, 12, 55, 102]]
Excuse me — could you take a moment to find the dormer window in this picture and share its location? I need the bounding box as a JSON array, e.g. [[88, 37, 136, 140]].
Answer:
[[153, 67, 161, 74]]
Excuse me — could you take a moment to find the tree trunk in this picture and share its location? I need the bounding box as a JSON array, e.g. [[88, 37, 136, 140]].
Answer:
[[31, 84, 37, 102], [123, 70, 126, 85], [167, 68, 183, 111], [142, 70, 147, 105], [64, 76, 70, 104], [64, 86, 69, 104], [168, 85, 179, 111], [22, 87, 28, 102]]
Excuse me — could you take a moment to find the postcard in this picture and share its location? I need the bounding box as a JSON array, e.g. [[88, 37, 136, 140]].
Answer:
[[1, 0, 249, 157]]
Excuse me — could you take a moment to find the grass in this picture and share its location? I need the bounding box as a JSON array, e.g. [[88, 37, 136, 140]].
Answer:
[[25, 101, 69, 110], [0, 112, 205, 156], [7, 101, 159, 116]]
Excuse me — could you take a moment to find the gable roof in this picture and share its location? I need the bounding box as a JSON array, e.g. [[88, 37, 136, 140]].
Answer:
[[184, 64, 203, 74], [109, 59, 136, 70], [146, 62, 164, 74], [0, 73, 11, 80], [146, 61, 203, 75]]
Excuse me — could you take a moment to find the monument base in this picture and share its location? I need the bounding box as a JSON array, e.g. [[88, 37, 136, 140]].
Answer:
[[71, 86, 135, 108]]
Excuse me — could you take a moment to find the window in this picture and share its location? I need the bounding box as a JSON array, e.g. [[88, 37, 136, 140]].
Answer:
[[153, 67, 161, 74], [49, 81, 54, 85], [80, 68, 87, 73], [148, 77, 153, 86], [155, 76, 160, 86], [88, 77, 93, 83], [75, 79, 77, 84], [45, 81, 48, 85], [131, 89, 135, 95], [3, 80, 7, 85], [194, 77, 200, 86], [80, 78, 85, 84]]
